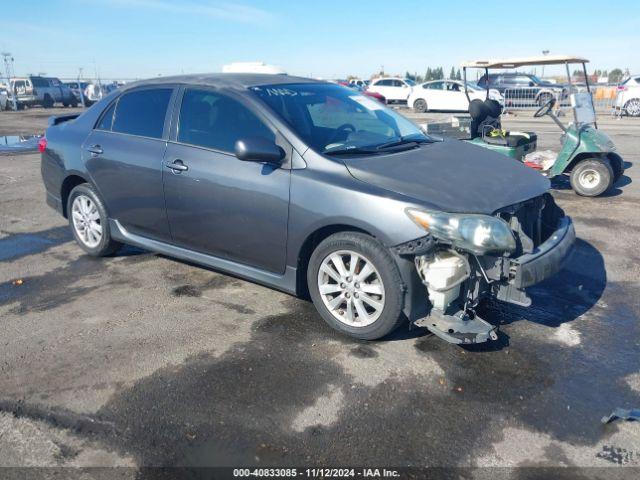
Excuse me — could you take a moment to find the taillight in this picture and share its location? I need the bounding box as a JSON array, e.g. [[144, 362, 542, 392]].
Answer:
[[38, 137, 47, 153], [617, 86, 627, 91]]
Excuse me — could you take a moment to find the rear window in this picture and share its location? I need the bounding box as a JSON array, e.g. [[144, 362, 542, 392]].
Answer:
[[112, 88, 172, 139], [31, 77, 49, 88]]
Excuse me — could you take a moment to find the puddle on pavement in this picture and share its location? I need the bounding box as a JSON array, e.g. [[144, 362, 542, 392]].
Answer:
[[0, 135, 42, 154]]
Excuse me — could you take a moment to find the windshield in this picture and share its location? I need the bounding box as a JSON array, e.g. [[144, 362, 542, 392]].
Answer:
[[251, 83, 428, 154], [404, 79, 416, 86], [529, 75, 543, 84]]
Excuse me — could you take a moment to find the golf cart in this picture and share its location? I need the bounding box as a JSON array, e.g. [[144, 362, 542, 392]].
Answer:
[[461, 55, 624, 197]]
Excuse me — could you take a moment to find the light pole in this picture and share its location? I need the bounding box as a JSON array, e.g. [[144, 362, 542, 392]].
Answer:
[[77, 67, 86, 108], [2, 52, 17, 110], [541, 50, 550, 78]]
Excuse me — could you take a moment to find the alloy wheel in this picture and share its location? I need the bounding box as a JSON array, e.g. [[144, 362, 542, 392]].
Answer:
[[317, 250, 385, 327], [625, 99, 640, 117], [71, 194, 103, 248]]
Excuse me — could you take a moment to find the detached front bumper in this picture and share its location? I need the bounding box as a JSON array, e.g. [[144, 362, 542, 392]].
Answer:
[[509, 216, 575, 289]]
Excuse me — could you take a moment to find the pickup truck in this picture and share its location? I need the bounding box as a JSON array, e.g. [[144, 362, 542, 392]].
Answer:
[[10, 76, 78, 109]]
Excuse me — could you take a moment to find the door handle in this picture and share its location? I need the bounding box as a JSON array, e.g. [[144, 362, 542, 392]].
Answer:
[[165, 159, 188, 173], [86, 144, 103, 155]]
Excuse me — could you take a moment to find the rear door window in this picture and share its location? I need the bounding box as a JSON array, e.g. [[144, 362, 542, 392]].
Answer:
[[96, 102, 117, 131], [177, 88, 274, 153], [112, 88, 173, 139]]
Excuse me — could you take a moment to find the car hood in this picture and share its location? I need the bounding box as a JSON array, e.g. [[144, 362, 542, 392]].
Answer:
[[342, 139, 550, 214]]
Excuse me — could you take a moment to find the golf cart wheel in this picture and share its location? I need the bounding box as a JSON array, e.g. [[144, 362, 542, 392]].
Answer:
[[413, 98, 428, 113], [570, 158, 614, 197], [623, 99, 640, 117], [537, 93, 553, 107]]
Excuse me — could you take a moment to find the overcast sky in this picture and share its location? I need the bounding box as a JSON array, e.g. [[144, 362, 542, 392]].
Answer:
[[1, 0, 637, 80]]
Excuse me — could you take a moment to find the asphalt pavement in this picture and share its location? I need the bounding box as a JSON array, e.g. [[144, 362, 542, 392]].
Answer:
[[0, 107, 639, 478]]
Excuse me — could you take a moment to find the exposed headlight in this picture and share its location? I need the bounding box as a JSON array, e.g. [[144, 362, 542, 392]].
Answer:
[[406, 208, 516, 255]]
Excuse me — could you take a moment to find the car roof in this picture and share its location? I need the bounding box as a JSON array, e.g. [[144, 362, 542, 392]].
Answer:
[[120, 73, 321, 92]]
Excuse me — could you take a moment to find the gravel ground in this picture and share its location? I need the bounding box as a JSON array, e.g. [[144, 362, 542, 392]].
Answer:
[[0, 106, 639, 478]]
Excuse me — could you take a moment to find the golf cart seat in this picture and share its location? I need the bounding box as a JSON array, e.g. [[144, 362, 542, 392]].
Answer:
[[469, 99, 537, 148]]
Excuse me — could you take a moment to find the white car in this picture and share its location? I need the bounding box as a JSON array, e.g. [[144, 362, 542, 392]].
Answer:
[[615, 75, 640, 117], [407, 79, 503, 113], [367, 77, 415, 103]]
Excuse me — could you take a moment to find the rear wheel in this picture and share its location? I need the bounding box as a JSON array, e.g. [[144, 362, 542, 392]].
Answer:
[[624, 99, 640, 117], [307, 232, 404, 340], [413, 98, 428, 113], [67, 184, 121, 256], [570, 158, 614, 197], [43, 95, 54, 108]]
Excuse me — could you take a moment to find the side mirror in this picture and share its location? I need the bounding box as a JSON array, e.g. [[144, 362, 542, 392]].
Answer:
[[234, 137, 285, 165], [529, 81, 535, 87]]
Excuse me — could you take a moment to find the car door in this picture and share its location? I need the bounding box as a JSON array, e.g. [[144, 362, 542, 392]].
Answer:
[[162, 87, 291, 274], [424, 81, 445, 109], [369, 79, 390, 98], [444, 81, 469, 111], [82, 86, 175, 240], [391, 79, 409, 101]]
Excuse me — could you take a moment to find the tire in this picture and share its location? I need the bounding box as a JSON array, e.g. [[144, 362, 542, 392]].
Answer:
[[307, 232, 405, 340], [537, 92, 553, 107], [43, 95, 54, 109], [623, 98, 640, 117], [67, 184, 121, 256], [569, 158, 614, 197], [413, 98, 428, 113], [609, 156, 624, 183]]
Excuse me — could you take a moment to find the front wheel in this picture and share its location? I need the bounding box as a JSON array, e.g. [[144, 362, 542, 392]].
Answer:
[[67, 184, 122, 256], [570, 158, 614, 197], [413, 98, 428, 113], [307, 232, 405, 340], [624, 99, 640, 117]]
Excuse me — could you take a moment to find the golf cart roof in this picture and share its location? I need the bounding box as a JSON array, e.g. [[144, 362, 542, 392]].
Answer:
[[461, 55, 589, 69]]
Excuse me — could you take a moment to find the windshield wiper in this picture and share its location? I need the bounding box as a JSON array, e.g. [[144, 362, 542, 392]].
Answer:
[[375, 135, 432, 150], [323, 146, 379, 156]]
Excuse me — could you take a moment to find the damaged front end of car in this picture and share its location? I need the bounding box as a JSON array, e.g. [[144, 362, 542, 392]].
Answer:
[[398, 193, 575, 344]]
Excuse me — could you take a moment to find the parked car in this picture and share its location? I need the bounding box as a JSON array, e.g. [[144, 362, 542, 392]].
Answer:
[[477, 72, 566, 107], [367, 77, 415, 103], [337, 81, 386, 103], [41, 74, 575, 344], [349, 79, 368, 88], [64, 81, 103, 106], [615, 75, 640, 117], [407, 79, 503, 113]]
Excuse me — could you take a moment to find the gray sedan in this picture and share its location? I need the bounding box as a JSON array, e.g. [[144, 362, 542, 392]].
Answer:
[[40, 74, 574, 344]]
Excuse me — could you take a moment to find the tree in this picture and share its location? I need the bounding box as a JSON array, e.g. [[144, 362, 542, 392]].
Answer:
[[609, 68, 624, 83], [425, 67, 432, 81], [455, 69, 462, 80], [449, 67, 456, 79]]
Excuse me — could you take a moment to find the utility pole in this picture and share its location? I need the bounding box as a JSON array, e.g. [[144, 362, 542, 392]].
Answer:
[[77, 67, 86, 108], [2, 52, 17, 110]]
